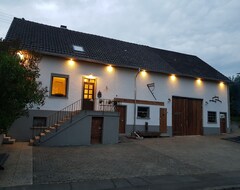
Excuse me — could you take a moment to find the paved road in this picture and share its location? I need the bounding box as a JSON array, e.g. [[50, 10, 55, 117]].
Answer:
[[32, 135, 240, 184], [1, 130, 240, 189]]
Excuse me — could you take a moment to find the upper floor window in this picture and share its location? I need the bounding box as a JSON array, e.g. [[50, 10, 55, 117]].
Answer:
[[50, 74, 69, 97]]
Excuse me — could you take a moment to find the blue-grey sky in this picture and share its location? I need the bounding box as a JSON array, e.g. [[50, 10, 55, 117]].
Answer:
[[0, 0, 239, 77]]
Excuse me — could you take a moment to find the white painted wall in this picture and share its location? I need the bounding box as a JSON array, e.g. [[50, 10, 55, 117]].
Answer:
[[38, 55, 229, 129]]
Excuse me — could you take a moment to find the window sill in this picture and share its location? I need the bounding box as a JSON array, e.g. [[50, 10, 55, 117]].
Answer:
[[49, 95, 68, 99], [137, 117, 150, 120]]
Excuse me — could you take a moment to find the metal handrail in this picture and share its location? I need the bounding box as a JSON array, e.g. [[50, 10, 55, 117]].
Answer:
[[34, 98, 117, 138], [47, 99, 82, 131]]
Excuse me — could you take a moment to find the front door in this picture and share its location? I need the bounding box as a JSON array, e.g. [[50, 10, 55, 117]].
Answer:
[[220, 112, 227, 133], [82, 78, 95, 110], [91, 117, 103, 144], [115, 106, 126, 133], [160, 108, 167, 133]]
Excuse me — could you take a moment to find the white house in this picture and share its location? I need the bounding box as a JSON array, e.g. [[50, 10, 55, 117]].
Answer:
[[5, 18, 231, 146]]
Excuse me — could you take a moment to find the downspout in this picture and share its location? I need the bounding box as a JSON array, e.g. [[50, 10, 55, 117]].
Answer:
[[133, 68, 141, 132]]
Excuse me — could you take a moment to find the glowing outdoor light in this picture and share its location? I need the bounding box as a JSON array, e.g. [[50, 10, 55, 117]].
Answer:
[[141, 70, 146, 77], [196, 78, 202, 85], [170, 74, 176, 81], [17, 51, 24, 60], [68, 58, 75, 66], [87, 74, 95, 79], [107, 65, 113, 72], [219, 81, 224, 88]]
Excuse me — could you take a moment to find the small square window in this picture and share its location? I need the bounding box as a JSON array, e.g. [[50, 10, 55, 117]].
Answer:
[[208, 111, 217, 123], [137, 107, 150, 119], [33, 117, 47, 127], [73, 45, 84, 52], [51, 74, 69, 97]]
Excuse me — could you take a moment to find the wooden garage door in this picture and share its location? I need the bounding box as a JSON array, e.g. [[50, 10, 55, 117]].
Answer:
[[172, 97, 203, 136]]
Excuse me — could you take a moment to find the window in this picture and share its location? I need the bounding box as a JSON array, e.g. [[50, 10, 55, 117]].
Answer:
[[137, 107, 150, 119], [208, 111, 217, 123], [73, 45, 84, 52], [51, 74, 69, 97], [33, 117, 47, 128]]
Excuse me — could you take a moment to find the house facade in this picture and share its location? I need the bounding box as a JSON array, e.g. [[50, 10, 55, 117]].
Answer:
[[5, 18, 231, 145]]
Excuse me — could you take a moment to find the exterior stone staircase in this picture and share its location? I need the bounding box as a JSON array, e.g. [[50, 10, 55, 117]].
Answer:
[[29, 99, 116, 146], [29, 111, 80, 146], [3, 134, 16, 144]]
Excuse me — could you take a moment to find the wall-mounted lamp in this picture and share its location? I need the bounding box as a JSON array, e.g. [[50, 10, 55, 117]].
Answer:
[[17, 51, 24, 60], [170, 74, 176, 81], [205, 101, 208, 105], [168, 98, 171, 102], [68, 58, 75, 67], [107, 65, 113, 72], [196, 78, 202, 84], [86, 74, 96, 79], [140, 69, 147, 77]]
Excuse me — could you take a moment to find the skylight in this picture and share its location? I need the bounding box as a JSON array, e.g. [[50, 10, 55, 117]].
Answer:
[[73, 45, 84, 52]]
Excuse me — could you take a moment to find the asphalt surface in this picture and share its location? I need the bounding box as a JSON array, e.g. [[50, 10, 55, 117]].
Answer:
[[0, 128, 240, 189]]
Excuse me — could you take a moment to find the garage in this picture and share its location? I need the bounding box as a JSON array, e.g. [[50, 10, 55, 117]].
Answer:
[[172, 97, 203, 136]]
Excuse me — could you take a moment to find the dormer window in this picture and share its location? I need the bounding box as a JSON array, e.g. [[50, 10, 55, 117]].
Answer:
[[73, 45, 84, 52]]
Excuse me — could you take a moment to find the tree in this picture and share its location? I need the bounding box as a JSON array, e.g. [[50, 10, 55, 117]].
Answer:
[[0, 40, 48, 134], [229, 74, 240, 119]]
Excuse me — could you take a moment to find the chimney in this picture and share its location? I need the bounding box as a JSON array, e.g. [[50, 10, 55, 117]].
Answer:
[[60, 25, 67, 29]]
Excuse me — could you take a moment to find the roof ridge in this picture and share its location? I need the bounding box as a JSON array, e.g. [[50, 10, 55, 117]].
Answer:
[[12, 17, 193, 57]]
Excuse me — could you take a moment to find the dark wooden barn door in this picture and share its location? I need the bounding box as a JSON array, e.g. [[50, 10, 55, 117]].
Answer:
[[160, 108, 167, 133], [91, 117, 103, 144], [115, 106, 126, 133], [172, 97, 203, 136]]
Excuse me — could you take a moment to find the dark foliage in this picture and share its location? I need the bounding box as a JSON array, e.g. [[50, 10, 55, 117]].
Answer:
[[0, 40, 48, 133]]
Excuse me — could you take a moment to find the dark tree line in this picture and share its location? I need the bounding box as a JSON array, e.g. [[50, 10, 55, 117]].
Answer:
[[229, 75, 240, 119]]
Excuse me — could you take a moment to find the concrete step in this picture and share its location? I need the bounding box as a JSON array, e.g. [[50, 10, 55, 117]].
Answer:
[[160, 133, 170, 137], [49, 126, 56, 130], [40, 132, 45, 136], [3, 138, 16, 144], [2, 134, 16, 144], [54, 123, 60, 128], [29, 139, 34, 146], [45, 129, 51, 133]]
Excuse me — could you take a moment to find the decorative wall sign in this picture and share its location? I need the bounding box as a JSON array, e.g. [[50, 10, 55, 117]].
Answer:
[[209, 96, 222, 103], [147, 83, 157, 100]]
